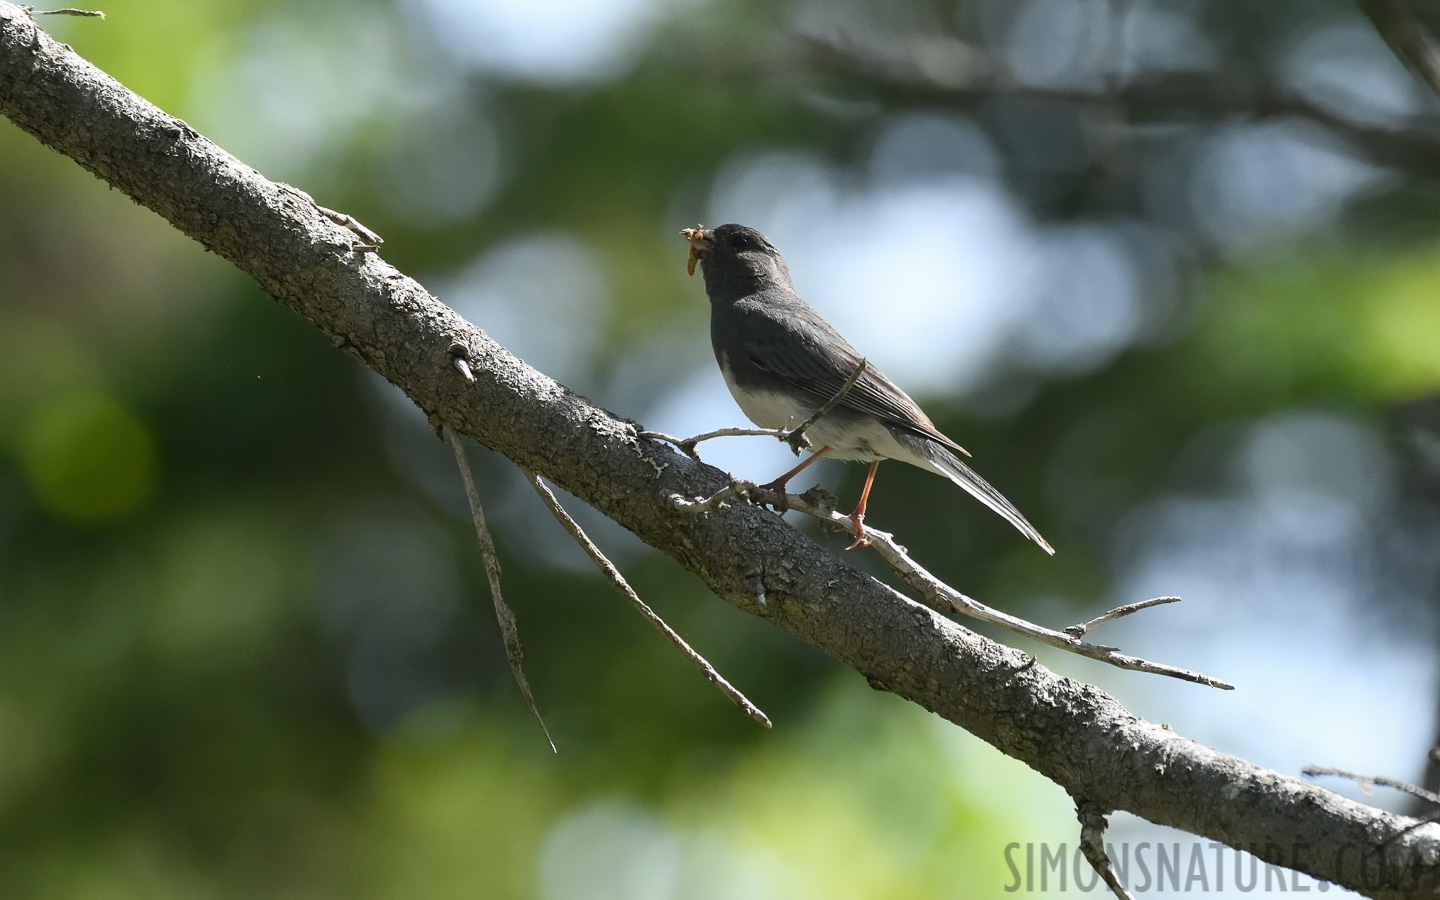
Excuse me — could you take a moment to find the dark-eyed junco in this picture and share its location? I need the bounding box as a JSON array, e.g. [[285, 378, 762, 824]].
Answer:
[[682, 223, 1053, 554]]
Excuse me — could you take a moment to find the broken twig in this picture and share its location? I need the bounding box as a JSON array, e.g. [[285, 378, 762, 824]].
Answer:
[[1065, 596, 1182, 639], [1077, 802, 1136, 900], [449, 431, 555, 752], [29, 7, 104, 16]]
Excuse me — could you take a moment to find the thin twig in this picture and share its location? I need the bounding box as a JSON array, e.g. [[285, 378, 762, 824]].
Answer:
[[639, 427, 785, 460], [775, 488, 1233, 689], [1065, 596, 1182, 639], [635, 428, 697, 457], [30, 7, 104, 16], [525, 471, 772, 728], [1077, 802, 1136, 900], [1304, 766, 1440, 807], [1361, 0, 1440, 100], [640, 358, 869, 460], [448, 431, 555, 752]]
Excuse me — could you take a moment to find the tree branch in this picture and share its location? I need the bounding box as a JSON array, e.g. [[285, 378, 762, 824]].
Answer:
[[1, 6, 1437, 896]]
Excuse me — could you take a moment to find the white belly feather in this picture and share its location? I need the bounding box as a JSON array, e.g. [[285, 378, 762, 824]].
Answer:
[[719, 356, 807, 430]]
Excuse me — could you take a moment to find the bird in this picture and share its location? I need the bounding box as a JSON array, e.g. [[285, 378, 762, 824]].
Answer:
[[681, 223, 1053, 554]]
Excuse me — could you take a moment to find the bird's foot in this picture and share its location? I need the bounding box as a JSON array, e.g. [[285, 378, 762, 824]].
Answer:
[[845, 510, 871, 550]]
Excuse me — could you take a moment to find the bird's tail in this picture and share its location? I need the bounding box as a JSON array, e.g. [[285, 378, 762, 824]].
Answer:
[[923, 443, 1055, 555]]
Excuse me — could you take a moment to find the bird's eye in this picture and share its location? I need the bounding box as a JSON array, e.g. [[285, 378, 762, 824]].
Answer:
[[730, 234, 752, 250]]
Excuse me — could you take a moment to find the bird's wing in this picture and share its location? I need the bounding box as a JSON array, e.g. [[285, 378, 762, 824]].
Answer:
[[740, 320, 971, 456]]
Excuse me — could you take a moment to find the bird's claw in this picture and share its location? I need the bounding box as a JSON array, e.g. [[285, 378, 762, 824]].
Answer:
[[844, 510, 870, 550]]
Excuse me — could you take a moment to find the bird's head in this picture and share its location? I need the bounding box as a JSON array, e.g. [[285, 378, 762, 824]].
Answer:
[[682, 223, 792, 296]]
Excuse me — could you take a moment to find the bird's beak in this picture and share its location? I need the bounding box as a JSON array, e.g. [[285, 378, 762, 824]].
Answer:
[[681, 225, 712, 276]]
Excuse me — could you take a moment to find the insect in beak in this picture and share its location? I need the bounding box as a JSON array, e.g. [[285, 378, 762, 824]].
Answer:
[[681, 225, 712, 276]]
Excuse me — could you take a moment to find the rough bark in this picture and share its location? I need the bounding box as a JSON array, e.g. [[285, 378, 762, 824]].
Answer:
[[1, 6, 1436, 896]]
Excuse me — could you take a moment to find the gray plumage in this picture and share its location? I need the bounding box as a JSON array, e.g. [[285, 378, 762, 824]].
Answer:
[[687, 223, 1053, 554]]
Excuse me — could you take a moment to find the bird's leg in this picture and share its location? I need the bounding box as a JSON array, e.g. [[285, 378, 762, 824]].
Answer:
[[845, 456, 882, 550], [758, 446, 830, 513]]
